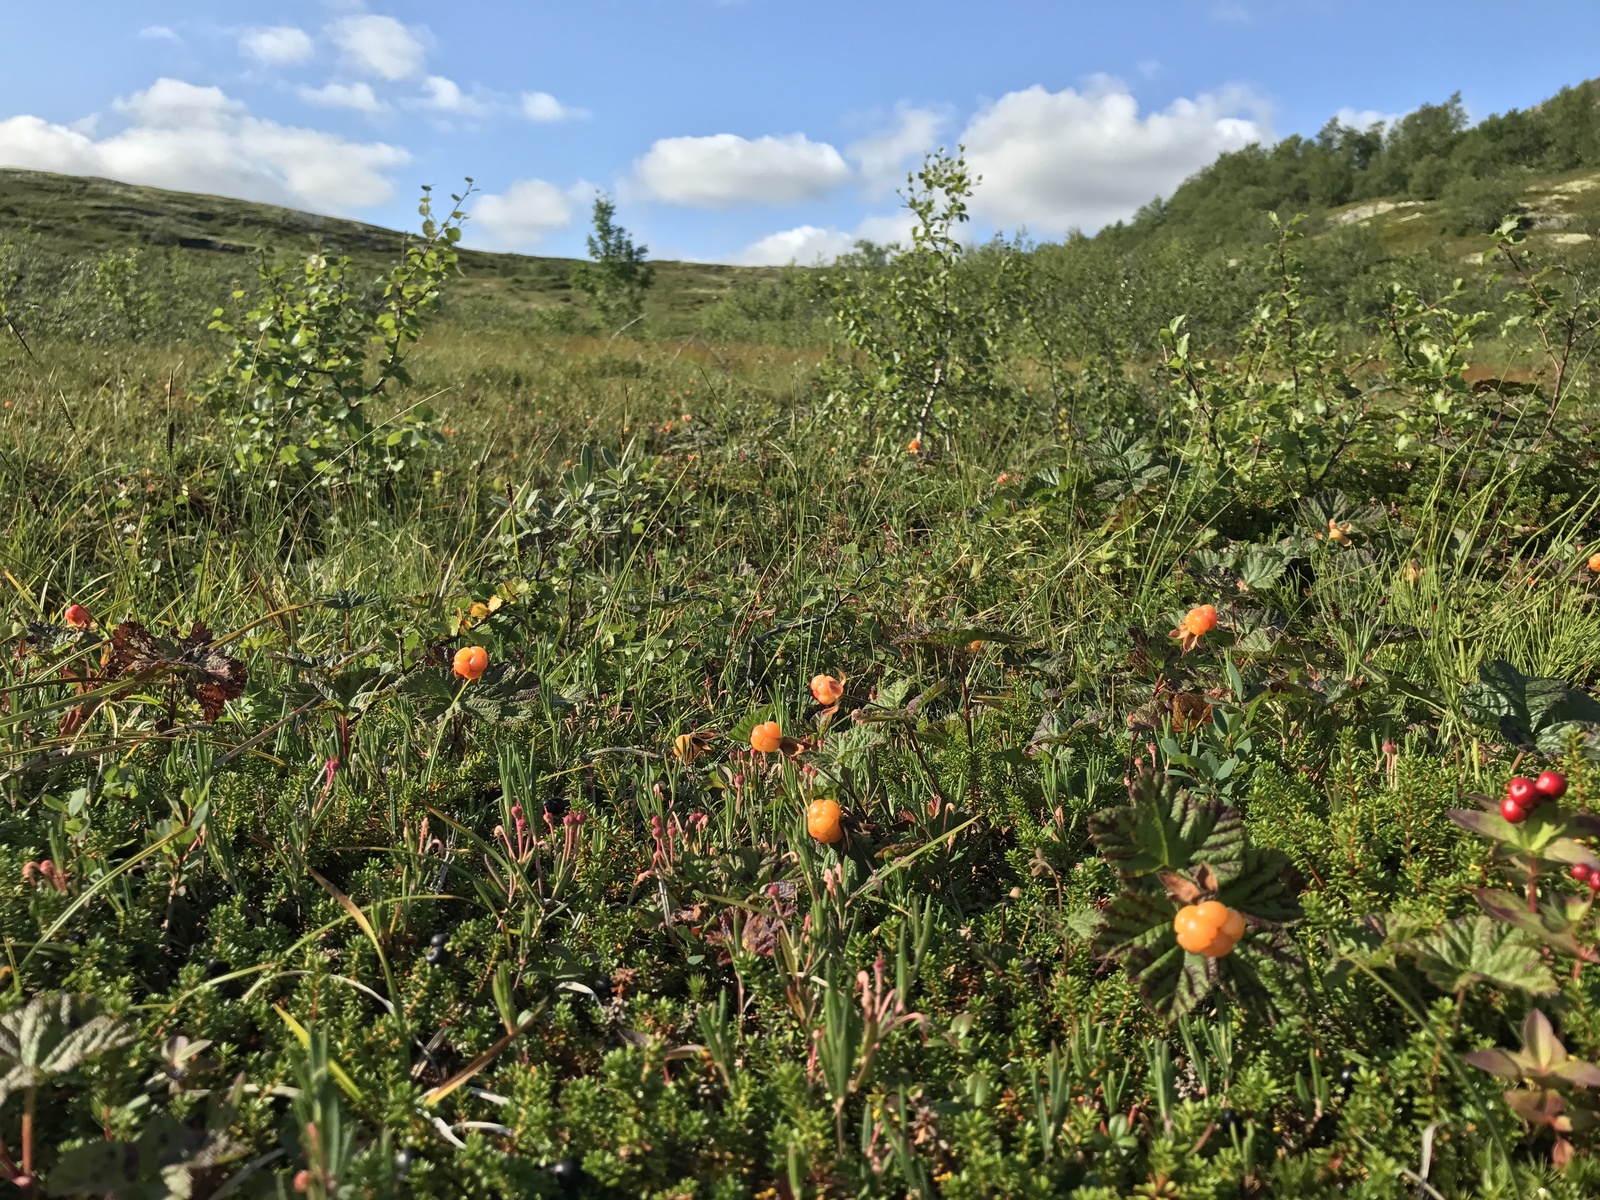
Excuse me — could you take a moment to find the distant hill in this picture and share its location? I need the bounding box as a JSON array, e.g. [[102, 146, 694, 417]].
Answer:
[[0, 168, 766, 333], [7, 78, 1600, 348], [1107, 79, 1600, 254]]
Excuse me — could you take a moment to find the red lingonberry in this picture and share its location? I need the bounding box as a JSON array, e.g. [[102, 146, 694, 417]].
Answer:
[[1535, 771, 1568, 801], [1500, 797, 1527, 824], [1507, 777, 1538, 807]]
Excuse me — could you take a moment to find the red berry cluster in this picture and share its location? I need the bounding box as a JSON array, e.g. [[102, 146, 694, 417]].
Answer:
[[1499, 770, 1567, 824], [1572, 861, 1600, 893]]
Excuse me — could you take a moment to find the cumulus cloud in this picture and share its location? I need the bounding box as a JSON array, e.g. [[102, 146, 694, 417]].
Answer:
[[736, 225, 856, 266], [241, 25, 315, 66], [471, 178, 582, 250], [522, 91, 586, 123], [415, 75, 492, 117], [0, 78, 409, 214], [959, 79, 1268, 234], [848, 105, 945, 197], [330, 15, 426, 80], [735, 212, 916, 266], [300, 81, 387, 115], [633, 132, 851, 208]]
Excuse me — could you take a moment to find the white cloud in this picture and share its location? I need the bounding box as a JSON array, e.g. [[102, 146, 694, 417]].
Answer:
[[0, 78, 409, 214], [241, 26, 314, 66], [416, 75, 491, 117], [139, 26, 181, 43], [854, 213, 918, 246], [848, 105, 945, 197], [1333, 107, 1397, 132], [472, 178, 582, 250], [632, 132, 851, 208], [300, 81, 387, 115], [329, 15, 426, 80], [959, 79, 1269, 234], [735, 212, 915, 266], [114, 80, 242, 128], [522, 91, 586, 123], [737, 225, 856, 266]]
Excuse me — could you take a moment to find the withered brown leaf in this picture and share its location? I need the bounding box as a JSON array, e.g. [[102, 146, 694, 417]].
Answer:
[[1171, 692, 1213, 734], [103, 620, 247, 723], [741, 912, 786, 957]]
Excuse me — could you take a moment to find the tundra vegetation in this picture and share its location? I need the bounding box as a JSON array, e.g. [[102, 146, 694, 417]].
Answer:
[[5, 80, 1600, 1198]]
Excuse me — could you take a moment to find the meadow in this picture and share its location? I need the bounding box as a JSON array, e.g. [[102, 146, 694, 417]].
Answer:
[[3, 129, 1600, 1200]]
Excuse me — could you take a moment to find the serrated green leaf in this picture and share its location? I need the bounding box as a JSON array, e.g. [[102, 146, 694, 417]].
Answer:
[[1088, 770, 1243, 880], [0, 994, 132, 1107], [1399, 915, 1558, 996]]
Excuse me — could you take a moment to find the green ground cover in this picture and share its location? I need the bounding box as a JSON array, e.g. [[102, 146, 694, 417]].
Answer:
[[3, 88, 1600, 1196]]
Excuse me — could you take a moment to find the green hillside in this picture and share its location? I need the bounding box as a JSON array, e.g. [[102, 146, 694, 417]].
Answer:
[[5, 76, 1600, 356], [1111, 80, 1600, 251], [0, 167, 764, 335]]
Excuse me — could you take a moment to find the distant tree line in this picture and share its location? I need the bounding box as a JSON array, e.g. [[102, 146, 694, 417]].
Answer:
[[1124, 81, 1600, 244]]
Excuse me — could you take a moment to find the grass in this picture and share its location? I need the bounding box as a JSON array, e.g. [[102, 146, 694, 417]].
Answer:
[[4, 165, 1600, 1198]]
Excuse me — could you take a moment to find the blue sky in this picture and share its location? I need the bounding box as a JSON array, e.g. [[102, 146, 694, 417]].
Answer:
[[2, 1, 1598, 264]]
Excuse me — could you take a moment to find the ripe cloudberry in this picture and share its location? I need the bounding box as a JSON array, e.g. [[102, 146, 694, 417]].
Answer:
[[63, 604, 93, 629], [749, 720, 783, 754], [1171, 604, 1219, 653], [1173, 902, 1244, 957], [453, 646, 489, 681], [810, 674, 844, 706], [1173, 906, 1217, 953], [806, 798, 844, 844]]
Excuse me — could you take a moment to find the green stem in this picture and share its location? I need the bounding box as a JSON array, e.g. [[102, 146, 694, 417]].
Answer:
[[422, 679, 470, 789]]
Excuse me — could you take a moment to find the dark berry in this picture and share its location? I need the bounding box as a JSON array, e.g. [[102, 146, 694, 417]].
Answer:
[[424, 947, 445, 966], [551, 1157, 582, 1189], [1338, 1067, 1356, 1089], [1501, 798, 1527, 824], [394, 1148, 414, 1181], [592, 976, 613, 1002], [1507, 777, 1538, 807], [1536, 771, 1568, 801], [1574, 864, 1593, 883], [1218, 1108, 1240, 1134], [430, 932, 448, 948]]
